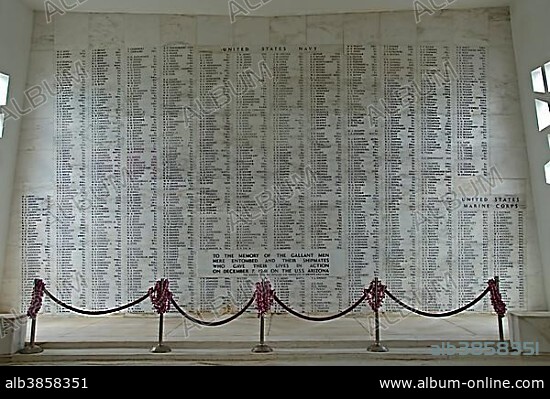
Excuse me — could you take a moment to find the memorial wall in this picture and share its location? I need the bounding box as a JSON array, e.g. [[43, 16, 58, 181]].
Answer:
[[7, 8, 544, 314]]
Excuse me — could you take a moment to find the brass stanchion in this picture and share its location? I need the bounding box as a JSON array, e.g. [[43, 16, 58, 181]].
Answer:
[[252, 314, 273, 353], [151, 313, 171, 353], [19, 317, 43, 354], [368, 277, 388, 352]]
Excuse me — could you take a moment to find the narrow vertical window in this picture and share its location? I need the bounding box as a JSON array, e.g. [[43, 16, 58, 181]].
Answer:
[[0, 72, 9, 138], [545, 62, 550, 92], [531, 67, 546, 93], [531, 63, 550, 184], [535, 99, 550, 132]]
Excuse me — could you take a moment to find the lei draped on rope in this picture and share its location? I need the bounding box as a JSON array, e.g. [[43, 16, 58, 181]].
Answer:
[[366, 279, 386, 312], [27, 279, 45, 319], [488, 279, 507, 317], [255, 279, 274, 317], [148, 278, 172, 315]]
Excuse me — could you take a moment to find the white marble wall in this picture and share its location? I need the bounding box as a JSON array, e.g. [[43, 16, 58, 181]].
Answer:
[[4, 8, 545, 313]]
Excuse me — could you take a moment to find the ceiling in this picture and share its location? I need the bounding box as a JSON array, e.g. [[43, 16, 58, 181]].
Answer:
[[20, 0, 512, 16]]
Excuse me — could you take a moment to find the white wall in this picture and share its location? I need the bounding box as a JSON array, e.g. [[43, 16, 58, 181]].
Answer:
[[0, 0, 33, 312], [510, 0, 550, 309], [0, 3, 543, 313], [7, 8, 541, 314]]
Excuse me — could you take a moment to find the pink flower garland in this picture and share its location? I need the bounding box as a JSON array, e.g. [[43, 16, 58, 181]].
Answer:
[[488, 279, 507, 317], [148, 278, 172, 315], [366, 279, 386, 312], [27, 279, 45, 320], [255, 280, 274, 317]]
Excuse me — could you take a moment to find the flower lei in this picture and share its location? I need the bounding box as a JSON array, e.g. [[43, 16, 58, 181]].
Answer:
[[255, 279, 274, 317], [148, 279, 172, 315], [27, 279, 45, 319], [488, 279, 507, 317], [366, 279, 386, 312]]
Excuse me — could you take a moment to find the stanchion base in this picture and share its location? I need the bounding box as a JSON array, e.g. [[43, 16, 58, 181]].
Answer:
[[19, 345, 44, 354], [368, 342, 389, 352], [252, 344, 273, 353], [151, 344, 172, 353]]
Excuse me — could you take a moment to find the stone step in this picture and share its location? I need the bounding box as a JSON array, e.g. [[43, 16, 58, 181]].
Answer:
[[3, 346, 550, 366], [34, 339, 507, 350]]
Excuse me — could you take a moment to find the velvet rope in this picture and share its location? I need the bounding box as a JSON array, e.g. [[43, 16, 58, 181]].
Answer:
[[44, 288, 150, 316], [273, 292, 367, 322], [385, 287, 490, 318], [170, 294, 256, 326]]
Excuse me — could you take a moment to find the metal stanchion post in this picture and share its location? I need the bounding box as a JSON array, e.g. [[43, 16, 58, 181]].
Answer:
[[151, 313, 171, 353], [494, 276, 505, 343], [252, 314, 273, 353], [20, 279, 44, 355], [368, 277, 388, 352], [19, 317, 43, 354]]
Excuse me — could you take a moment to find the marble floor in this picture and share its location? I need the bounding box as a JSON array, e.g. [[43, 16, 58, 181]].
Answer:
[[2, 313, 550, 365]]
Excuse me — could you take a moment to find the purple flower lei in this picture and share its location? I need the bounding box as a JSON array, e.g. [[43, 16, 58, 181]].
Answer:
[[488, 279, 507, 317], [27, 279, 45, 319], [148, 278, 172, 315], [366, 279, 386, 312], [255, 279, 274, 317]]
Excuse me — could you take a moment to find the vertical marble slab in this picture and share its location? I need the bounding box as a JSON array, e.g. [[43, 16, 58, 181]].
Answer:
[[490, 146, 529, 179], [233, 17, 269, 45], [6, 203, 21, 249], [23, 50, 55, 120], [380, 11, 417, 44], [25, 49, 54, 90], [11, 7, 542, 314], [54, 13, 89, 49], [490, 179, 526, 196], [306, 15, 343, 45], [489, 8, 513, 47], [269, 16, 306, 45], [489, 114, 527, 148], [488, 45, 521, 116], [453, 10, 489, 45], [31, 11, 54, 51], [18, 118, 54, 153], [197, 16, 233, 46], [160, 15, 196, 45], [89, 13, 124, 48], [124, 14, 160, 47], [417, 10, 454, 44], [19, 149, 54, 181], [343, 13, 380, 44]]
